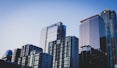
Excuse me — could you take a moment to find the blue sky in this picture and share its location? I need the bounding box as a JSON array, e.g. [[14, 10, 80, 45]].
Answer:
[[0, 0, 117, 58]]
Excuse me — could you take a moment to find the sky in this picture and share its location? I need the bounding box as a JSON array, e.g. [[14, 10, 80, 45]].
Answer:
[[0, 0, 117, 58]]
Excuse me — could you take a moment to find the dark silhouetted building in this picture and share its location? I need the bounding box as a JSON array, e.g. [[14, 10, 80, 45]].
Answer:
[[79, 45, 108, 68], [0, 59, 20, 68]]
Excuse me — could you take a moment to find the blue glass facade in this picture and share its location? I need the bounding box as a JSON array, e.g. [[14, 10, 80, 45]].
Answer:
[[101, 9, 117, 68], [2, 50, 13, 62]]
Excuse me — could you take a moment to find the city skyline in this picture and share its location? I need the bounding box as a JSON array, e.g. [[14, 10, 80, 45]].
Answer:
[[0, 0, 117, 58]]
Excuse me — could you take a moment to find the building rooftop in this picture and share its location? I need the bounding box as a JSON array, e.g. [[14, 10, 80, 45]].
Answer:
[[80, 14, 99, 23], [47, 22, 63, 28]]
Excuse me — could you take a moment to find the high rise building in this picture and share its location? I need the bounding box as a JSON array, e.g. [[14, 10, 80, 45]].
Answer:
[[79, 15, 106, 53], [48, 36, 79, 68], [101, 9, 117, 68], [40, 22, 66, 53], [18, 44, 43, 68], [11, 48, 21, 64], [20, 44, 43, 57], [28, 52, 52, 68]]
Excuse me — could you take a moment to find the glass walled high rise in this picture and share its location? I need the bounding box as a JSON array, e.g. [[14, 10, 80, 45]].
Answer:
[[79, 15, 106, 53], [40, 22, 66, 53], [48, 36, 79, 68], [101, 9, 117, 68]]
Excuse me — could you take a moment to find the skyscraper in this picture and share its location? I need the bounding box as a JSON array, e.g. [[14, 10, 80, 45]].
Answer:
[[101, 9, 117, 68], [79, 15, 106, 53], [20, 44, 43, 57], [18, 44, 43, 68], [48, 36, 79, 68], [28, 52, 52, 68], [40, 22, 66, 53], [11, 48, 21, 64]]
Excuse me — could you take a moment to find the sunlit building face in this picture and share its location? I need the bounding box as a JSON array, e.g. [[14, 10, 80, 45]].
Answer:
[[79, 15, 106, 53], [40, 22, 66, 53]]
